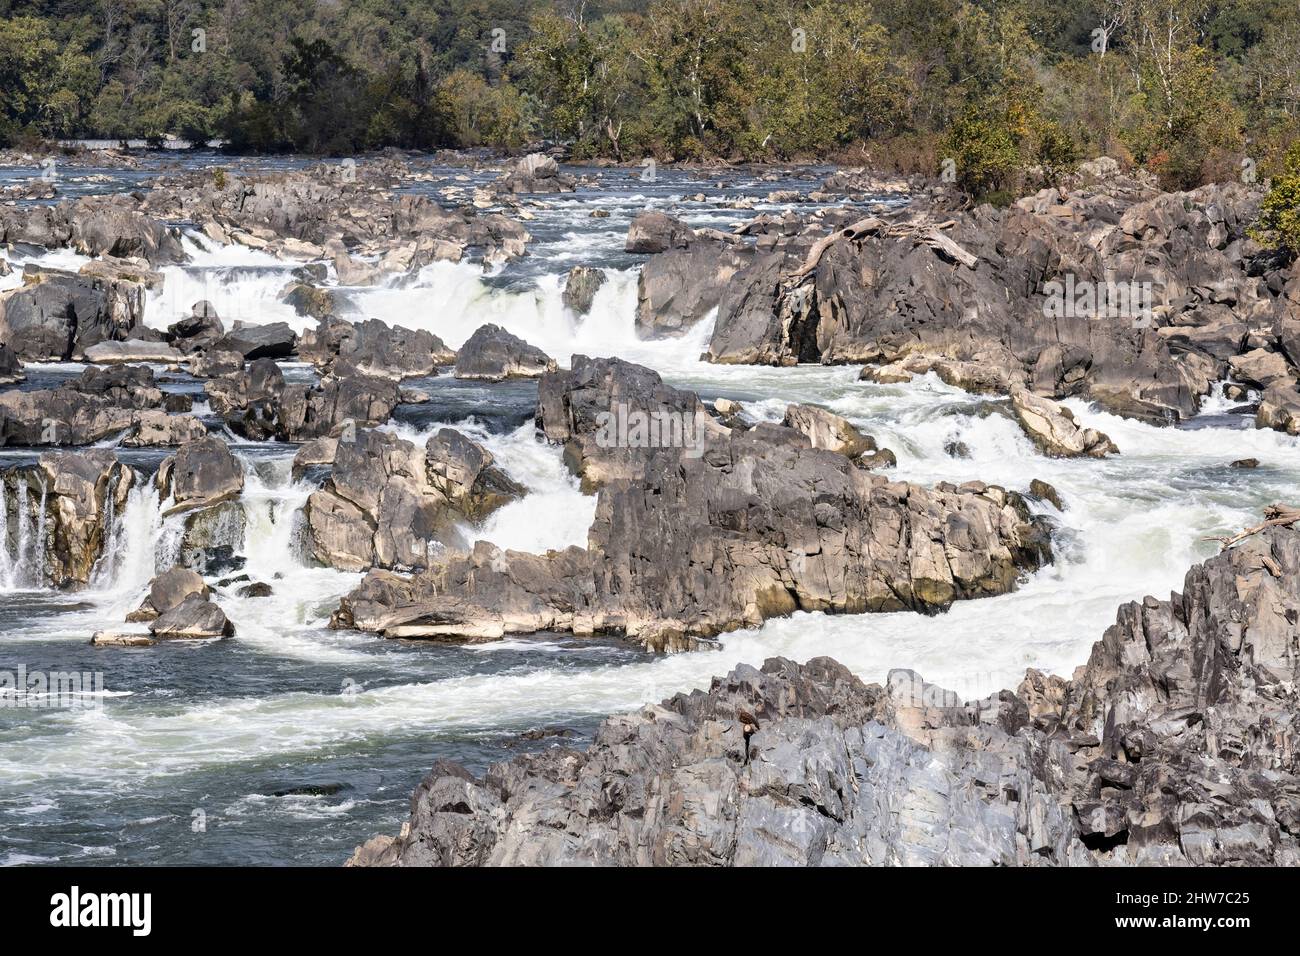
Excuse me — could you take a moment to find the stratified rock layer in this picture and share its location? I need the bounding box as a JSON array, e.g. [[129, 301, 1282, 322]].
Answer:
[[351, 524, 1300, 866]]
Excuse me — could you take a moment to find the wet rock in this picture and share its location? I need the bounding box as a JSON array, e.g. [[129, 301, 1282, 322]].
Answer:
[[149, 593, 234, 639], [635, 242, 750, 338], [944, 440, 971, 459], [1028, 478, 1064, 510], [0, 343, 25, 386], [281, 282, 340, 321], [303, 427, 521, 572], [212, 321, 297, 360], [292, 437, 339, 479], [1231, 457, 1259, 469], [298, 316, 454, 380], [237, 581, 274, 598], [494, 154, 576, 195], [625, 211, 695, 254], [355, 520, 1300, 867], [166, 302, 224, 352], [562, 266, 606, 316], [782, 403, 886, 461], [0, 193, 184, 264], [0, 265, 145, 361], [1228, 348, 1294, 390], [0, 365, 174, 447], [90, 631, 155, 647], [156, 436, 244, 515], [454, 324, 555, 381], [127, 567, 210, 622], [1010, 389, 1119, 458], [337, 371, 1052, 649], [1257, 384, 1300, 435]]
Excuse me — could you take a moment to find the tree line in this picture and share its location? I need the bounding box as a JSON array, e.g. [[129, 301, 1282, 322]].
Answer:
[[1, 0, 1298, 195]]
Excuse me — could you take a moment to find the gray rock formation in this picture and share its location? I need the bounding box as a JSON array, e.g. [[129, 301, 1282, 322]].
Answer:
[[635, 241, 750, 338], [156, 436, 244, 515], [493, 154, 577, 195], [454, 324, 556, 381], [1010, 389, 1119, 458], [0, 265, 146, 361], [0, 343, 23, 385], [126, 567, 210, 622], [561, 266, 606, 316], [625, 211, 694, 254], [212, 321, 297, 360], [303, 427, 522, 572], [0, 365, 185, 447], [782, 403, 896, 468], [350, 522, 1300, 867], [149, 593, 235, 640], [298, 316, 455, 380]]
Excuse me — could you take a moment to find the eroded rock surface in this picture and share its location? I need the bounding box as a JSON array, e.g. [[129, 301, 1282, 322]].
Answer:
[[351, 523, 1300, 866]]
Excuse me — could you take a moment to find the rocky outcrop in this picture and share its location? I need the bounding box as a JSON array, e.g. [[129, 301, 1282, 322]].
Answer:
[[0, 265, 146, 361], [1009, 389, 1119, 458], [297, 316, 455, 380], [0, 193, 184, 264], [336, 359, 1050, 650], [700, 180, 1284, 426], [536, 355, 712, 491], [149, 593, 235, 639], [352, 522, 1300, 866], [454, 324, 556, 381], [1, 450, 134, 588], [625, 211, 694, 254], [156, 436, 244, 515], [635, 240, 750, 338], [126, 567, 210, 622], [562, 266, 606, 316], [493, 154, 576, 195], [212, 321, 297, 360], [122, 411, 210, 448], [303, 427, 522, 572], [204, 359, 402, 442], [782, 403, 896, 468], [0, 365, 187, 447]]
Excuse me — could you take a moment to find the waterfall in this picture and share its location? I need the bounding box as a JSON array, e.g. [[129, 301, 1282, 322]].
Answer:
[[0, 473, 49, 591], [0, 476, 12, 588], [238, 456, 313, 579]]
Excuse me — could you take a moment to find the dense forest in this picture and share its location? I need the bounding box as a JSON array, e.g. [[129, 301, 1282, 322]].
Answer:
[[2, 0, 1299, 193]]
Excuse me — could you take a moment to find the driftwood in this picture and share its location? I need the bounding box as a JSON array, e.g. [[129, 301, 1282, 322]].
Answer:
[[1205, 504, 1300, 551], [787, 214, 978, 280], [789, 217, 884, 278]]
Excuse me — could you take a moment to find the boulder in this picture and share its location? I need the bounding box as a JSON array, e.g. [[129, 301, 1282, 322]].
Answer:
[[148, 593, 234, 639], [298, 316, 455, 380], [562, 266, 606, 316], [212, 321, 297, 360], [494, 154, 576, 195], [123, 411, 209, 447], [127, 567, 210, 622], [1258, 384, 1300, 435], [1010, 389, 1119, 458], [625, 211, 695, 254], [454, 324, 555, 381], [352, 521, 1300, 867], [303, 427, 521, 572], [635, 242, 750, 338], [0, 266, 145, 361], [166, 302, 224, 352], [782, 403, 891, 463], [83, 340, 183, 364], [156, 436, 244, 514], [0, 343, 25, 385]]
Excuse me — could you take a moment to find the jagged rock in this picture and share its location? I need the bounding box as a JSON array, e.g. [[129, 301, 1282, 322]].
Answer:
[[126, 567, 210, 622], [1257, 385, 1300, 435], [0, 193, 184, 263], [237, 581, 273, 598], [281, 282, 339, 320], [165, 302, 224, 352], [635, 241, 750, 338], [212, 321, 297, 360], [494, 154, 576, 195], [298, 316, 455, 380], [336, 417, 1051, 649], [562, 266, 606, 316], [625, 211, 695, 254], [1228, 348, 1294, 390], [1231, 458, 1259, 469], [122, 411, 209, 448], [782, 403, 892, 464], [292, 437, 339, 479], [156, 436, 244, 515], [1010, 389, 1119, 458], [1029, 478, 1064, 510], [303, 427, 521, 572], [536, 355, 712, 491], [354, 523, 1300, 867], [0, 266, 145, 360], [704, 181, 1270, 425], [0, 365, 171, 446], [454, 324, 555, 381], [0, 343, 23, 385], [148, 593, 234, 639], [204, 359, 401, 442]]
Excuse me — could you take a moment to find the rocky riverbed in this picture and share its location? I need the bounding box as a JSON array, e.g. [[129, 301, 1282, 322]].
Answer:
[[1, 149, 1297, 866]]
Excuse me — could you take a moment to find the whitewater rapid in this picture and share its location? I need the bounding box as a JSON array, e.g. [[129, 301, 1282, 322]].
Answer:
[[4, 167, 1298, 864]]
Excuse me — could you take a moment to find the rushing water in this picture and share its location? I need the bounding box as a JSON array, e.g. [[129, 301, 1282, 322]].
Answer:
[[1, 157, 1297, 865]]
